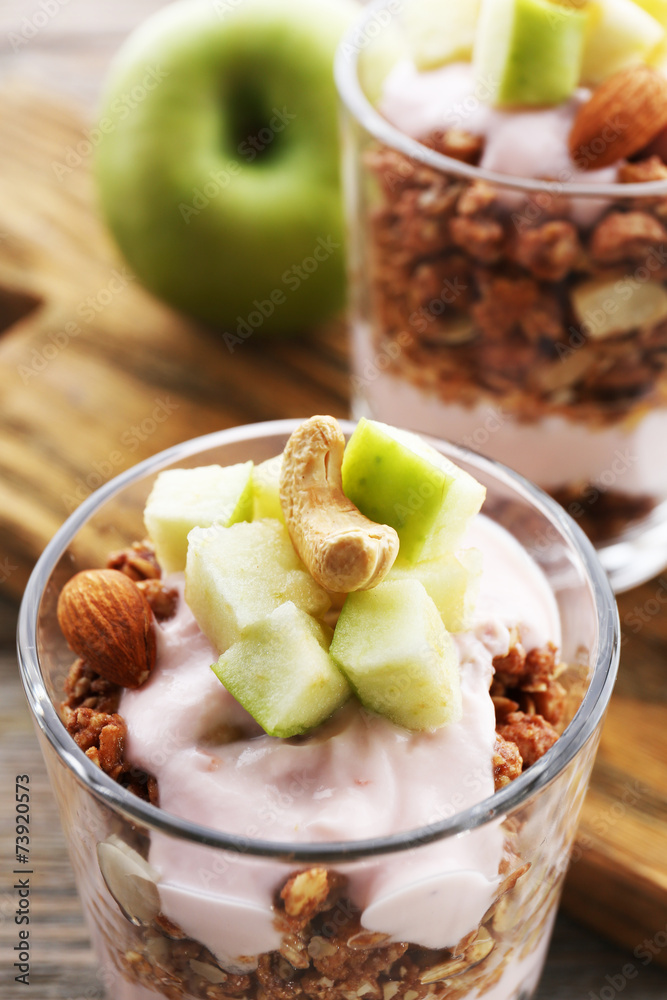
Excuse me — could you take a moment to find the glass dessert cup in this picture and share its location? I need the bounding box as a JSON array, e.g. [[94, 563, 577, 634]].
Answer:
[[18, 419, 619, 1000], [335, 0, 667, 592]]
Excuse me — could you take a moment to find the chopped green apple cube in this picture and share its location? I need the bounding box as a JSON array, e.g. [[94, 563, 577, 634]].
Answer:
[[406, 0, 481, 71], [144, 462, 253, 572], [473, 0, 588, 107], [212, 602, 349, 738], [389, 549, 482, 632], [330, 579, 462, 731], [581, 0, 664, 85], [252, 455, 285, 522], [185, 520, 330, 653], [341, 418, 486, 564], [357, 18, 409, 105]]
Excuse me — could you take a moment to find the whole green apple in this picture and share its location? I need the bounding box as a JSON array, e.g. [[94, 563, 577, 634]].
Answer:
[[95, 0, 358, 337]]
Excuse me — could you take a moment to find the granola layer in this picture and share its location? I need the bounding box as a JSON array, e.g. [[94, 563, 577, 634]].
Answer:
[[58, 537, 567, 1000], [364, 140, 667, 429]]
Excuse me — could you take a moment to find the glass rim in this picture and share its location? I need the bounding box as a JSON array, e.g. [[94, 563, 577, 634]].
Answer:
[[18, 418, 619, 863], [334, 0, 667, 200]]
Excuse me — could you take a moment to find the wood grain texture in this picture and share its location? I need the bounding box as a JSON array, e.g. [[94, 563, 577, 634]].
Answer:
[[562, 580, 667, 962], [0, 85, 348, 599], [0, 52, 666, 998]]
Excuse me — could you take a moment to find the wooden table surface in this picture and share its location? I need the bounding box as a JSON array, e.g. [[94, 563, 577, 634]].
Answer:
[[1, 3, 667, 999]]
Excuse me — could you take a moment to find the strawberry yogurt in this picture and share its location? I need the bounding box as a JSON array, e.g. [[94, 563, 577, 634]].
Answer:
[[379, 59, 618, 211], [119, 513, 560, 967]]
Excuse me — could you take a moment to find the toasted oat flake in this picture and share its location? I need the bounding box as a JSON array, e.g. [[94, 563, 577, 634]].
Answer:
[[347, 930, 391, 950], [383, 983, 400, 1000], [308, 935, 337, 958], [420, 929, 495, 985], [189, 959, 228, 984]]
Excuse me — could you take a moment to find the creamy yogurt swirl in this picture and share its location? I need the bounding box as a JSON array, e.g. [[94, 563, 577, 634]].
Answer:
[[120, 514, 559, 964]]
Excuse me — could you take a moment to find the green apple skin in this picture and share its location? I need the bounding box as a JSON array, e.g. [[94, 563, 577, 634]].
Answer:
[[330, 579, 462, 731], [474, 0, 588, 107], [212, 601, 349, 738], [95, 0, 358, 335], [341, 418, 486, 564], [144, 462, 253, 572]]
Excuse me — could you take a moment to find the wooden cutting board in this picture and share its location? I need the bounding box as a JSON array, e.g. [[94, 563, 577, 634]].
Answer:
[[1, 85, 666, 966]]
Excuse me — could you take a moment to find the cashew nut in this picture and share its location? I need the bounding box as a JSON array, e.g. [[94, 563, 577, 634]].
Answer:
[[279, 416, 399, 593]]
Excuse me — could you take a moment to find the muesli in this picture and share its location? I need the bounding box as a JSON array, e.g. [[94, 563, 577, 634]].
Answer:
[[56, 416, 571, 1000], [351, 0, 667, 543]]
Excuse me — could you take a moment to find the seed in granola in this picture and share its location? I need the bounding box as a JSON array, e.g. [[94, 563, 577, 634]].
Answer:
[[220, 956, 259, 976], [347, 931, 391, 951], [420, 317, 477, 347], [464, 928, 495, 965], [190, 959, 229, 984], [280, 934, 311, 970], [419, 928, 494, 984], [532, 351, 597, 394], [155, 912, 188, 939], [497, 863, 531, 899], [145, 933, 171, 968], [308, 937, 338, 959], [97, 834, 160, 926]]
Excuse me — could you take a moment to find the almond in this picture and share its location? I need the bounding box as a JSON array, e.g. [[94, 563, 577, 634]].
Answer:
[[569, 65, 667, 171], [57, 569, 156, 688]]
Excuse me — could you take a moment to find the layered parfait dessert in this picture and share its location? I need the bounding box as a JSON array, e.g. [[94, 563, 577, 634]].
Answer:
[[344, 0, 667, 556], [54, 416, 582, 1000]]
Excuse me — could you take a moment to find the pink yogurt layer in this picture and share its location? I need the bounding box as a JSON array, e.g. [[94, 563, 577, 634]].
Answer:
[[379, 61, 619, 225], [120, 514, 560, 966]]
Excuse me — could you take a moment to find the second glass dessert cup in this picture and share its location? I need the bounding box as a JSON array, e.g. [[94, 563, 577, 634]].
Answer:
[[18, 420, 619, 1000], [335, 0, 667, 592]]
